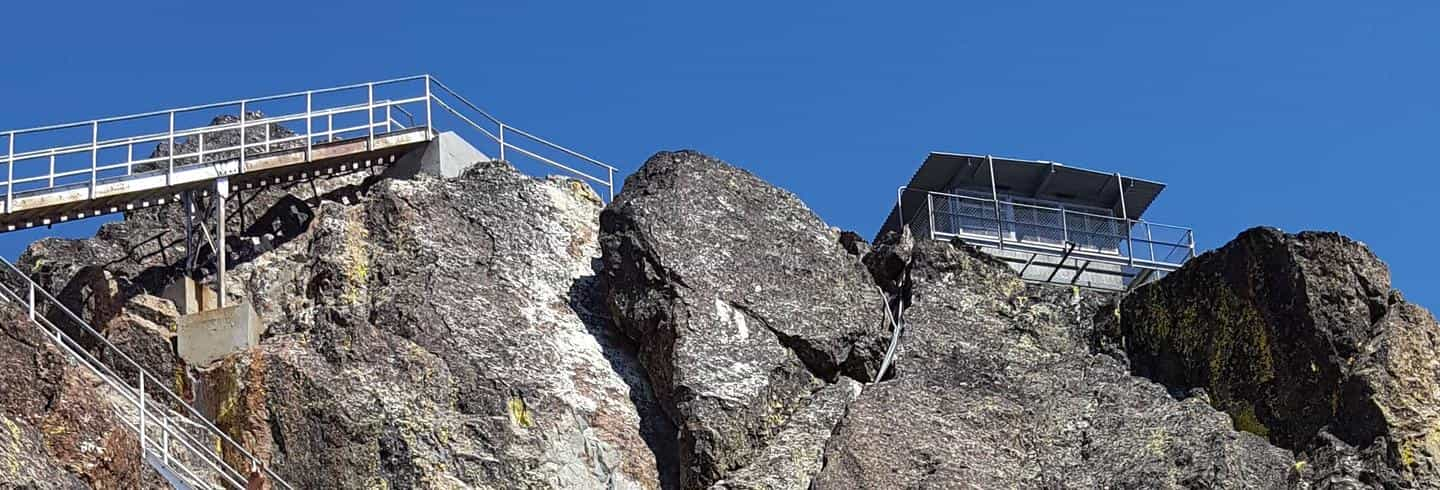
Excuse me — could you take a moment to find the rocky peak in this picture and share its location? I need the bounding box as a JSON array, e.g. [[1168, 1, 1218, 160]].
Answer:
[[7, 137, 1440, 489], [600, 150, 889, 487]]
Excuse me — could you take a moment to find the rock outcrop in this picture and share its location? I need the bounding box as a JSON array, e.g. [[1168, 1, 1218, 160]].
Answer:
[[600, 151, 889, 488], [19, 143, 674, 486], [813, 237, 1299, 488], [0, 304, 162, 488], [16, 131, 1440, 490], [194, 163, 673, 488], [1108, 227, 1440, 487]]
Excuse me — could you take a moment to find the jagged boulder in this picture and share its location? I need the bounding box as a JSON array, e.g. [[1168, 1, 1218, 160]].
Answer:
[[600, 151, 889, 488], [813, 238, 1299, 488], [1109, 227, 1440, 486]]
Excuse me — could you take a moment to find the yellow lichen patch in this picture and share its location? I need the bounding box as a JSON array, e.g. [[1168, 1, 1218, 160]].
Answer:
[[507, 397, 535, 428], [2, 415, 21, 477], [1230, 403, 1270, 438], [1146, 428, 1170, 457], [343, 217, 371, 305]]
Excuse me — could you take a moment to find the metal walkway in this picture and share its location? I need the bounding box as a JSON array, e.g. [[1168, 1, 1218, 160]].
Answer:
[[0, 75, 620, 488], [0, 75, 616, 231]]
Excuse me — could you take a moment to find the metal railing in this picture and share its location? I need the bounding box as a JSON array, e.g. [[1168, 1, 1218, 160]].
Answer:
[[0, 74, 618, 215], [0, 255, 291, 489], [425, 77, 617, 201], [906, 187, 1196, 271]]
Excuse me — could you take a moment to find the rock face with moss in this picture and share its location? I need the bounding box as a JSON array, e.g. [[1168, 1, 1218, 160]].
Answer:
[[599, 151, 889, 488], [812, 237, 1298, 488], [1109, 227, 1440, 486]]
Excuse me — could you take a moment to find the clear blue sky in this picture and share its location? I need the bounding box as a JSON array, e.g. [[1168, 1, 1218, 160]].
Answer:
[[1, 2, 1436, 308]]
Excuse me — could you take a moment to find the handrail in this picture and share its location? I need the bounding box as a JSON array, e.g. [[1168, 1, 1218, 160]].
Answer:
[[903, 186, 1197, 280], [0, 255, 293, 489], [916, 187, 1191, 232], [2, 75, 618, 209], [873, 286, 904, 383], [423, 76, 617, 200], [4, 75, 429, 136], [5, 99, 411, 162]]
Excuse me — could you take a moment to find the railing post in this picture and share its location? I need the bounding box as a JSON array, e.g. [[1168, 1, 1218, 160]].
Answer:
[[161, 415, 170, 465], [986, 155, 1003, 249], [305, 91, 313, 161], [6, 132, 13, 214], [1146, 222, 1156, 262], [607, 167, 614, 202], [327, 113, 334, 142], [367, 83, 375, 150], [1115, 173, 1134, 266], [424, 75, 433, 136], [895, 187, 906, 237], [498, 124, 506, 162], [126, 143, 133, 176], [925, 191, 935, 240], [386, 105, 393, 133], [48, 152, 55, 189], [90, 122, 98, 199], [27, 282, 34, 321], [1188, 230, 1197, 259], [239, 101, 247, 172], [1060, 207, 1070, 244], [138, 374, 146, 454], [167, 111, 175, 186]]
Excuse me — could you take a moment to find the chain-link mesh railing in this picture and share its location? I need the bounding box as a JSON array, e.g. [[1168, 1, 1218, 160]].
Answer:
[[902, 187, 1195, 279]]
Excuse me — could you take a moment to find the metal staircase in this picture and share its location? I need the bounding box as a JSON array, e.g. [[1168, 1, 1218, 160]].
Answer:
[[0, 76, 620, 488], [0, 254, 287, 488]]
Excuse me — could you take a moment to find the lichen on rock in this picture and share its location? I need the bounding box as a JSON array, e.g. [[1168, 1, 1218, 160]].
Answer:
[[1107, 227, 1440, 487]]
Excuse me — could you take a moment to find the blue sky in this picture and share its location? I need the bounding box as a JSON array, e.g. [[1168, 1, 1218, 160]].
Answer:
[[1, 2, 1436, 307]]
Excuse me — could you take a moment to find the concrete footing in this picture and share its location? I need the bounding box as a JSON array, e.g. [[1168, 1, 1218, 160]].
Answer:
[[394, 131, 490, 179], [165, 276, 264, 365], [176, 301, 263, 366], [162, 276, 219, 316]]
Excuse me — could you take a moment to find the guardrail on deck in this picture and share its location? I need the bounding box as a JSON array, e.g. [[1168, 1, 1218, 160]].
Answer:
[[902, 187, 1196, 272], [0, 75, 618, 216]]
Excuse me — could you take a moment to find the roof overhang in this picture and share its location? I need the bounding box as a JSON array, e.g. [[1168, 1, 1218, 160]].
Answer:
[[878, 151, 1168, 241]]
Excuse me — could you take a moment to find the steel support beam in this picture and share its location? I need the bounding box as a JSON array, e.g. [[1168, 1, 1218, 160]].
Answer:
[[182, 192, 194, 273], [1046, 242, 1077, 283], [214, 177, 228, 308], [1070, 260, 1092, 285], [1017, 252, 1039, 277]]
